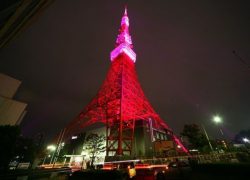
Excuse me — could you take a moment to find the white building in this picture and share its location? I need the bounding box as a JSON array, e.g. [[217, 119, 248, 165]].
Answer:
[[0, 73, 27, 125]]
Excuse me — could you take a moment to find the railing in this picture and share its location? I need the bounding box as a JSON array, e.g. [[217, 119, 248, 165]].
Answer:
[[134, 152, 239, 165]]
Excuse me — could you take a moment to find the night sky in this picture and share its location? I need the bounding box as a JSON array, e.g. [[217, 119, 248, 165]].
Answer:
[[0, 0, 250, 141]]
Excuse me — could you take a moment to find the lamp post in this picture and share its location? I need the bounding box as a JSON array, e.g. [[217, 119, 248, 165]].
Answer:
[[212, 115, 228, 149], [201, 124, 214, 152], [42, 155, 48, 165], [212, 115, 223, 136], [47, 145, 56, 165]]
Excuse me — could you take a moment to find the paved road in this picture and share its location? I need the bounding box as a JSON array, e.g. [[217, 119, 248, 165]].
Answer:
[[0, 168, 71, 180]]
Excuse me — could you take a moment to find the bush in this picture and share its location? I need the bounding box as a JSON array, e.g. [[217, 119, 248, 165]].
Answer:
[[236, 152, 250, 162]]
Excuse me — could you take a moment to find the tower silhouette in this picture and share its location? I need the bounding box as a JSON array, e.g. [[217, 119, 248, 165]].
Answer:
[[63, 7, 188, 156]]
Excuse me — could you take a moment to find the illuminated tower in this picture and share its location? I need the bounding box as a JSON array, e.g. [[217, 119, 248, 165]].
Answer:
[[64, 7, 188, 157]]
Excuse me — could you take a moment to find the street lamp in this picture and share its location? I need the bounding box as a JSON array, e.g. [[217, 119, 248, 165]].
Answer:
[[243, 137, 250, 143], [47, 145, 56, 164], [213, 115, 222, 124], [212, 115, 229, 150], [212, 115, 224, 136], [47, 145, 56, 151]]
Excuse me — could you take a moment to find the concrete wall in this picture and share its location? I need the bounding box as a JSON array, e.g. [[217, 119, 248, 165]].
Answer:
[[0, 96, 27, 125], [0, 73, 21, 98], [133, 120, 154, 157]]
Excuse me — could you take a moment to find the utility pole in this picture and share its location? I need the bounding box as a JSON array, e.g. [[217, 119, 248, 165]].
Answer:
[[52, 128, 65, 167], [201, 124, 214, 152]]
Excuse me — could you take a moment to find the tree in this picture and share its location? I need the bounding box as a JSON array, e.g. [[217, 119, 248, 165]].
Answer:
[[83, 133, 106, 167], [60, 133, 86, 157], [181, 124, 208, 152], [0, 125, 43, 171], [15, 136, 37, 164], [0, 125, 20, 171]]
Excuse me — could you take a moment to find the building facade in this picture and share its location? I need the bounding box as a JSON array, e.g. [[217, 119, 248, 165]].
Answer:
[[0, 73, 27, 125]]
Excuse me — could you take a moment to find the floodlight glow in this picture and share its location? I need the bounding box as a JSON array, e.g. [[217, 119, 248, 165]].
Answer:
[[243, 137, 250, 143], [189, 149, 198, 152], [75, 156, 83, 162], [213, 116, 222, 124], [47, 145, 56, 151], [72, 136, 78, 139], [81, 151, 87, 156]]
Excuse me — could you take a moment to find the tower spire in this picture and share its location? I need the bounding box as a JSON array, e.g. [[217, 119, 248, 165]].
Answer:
[[110, 7, 136, 63], [124, 6, 127, 16]]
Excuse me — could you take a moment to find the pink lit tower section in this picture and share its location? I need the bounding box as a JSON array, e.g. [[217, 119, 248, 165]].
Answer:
[[63, 7, 188, 158]]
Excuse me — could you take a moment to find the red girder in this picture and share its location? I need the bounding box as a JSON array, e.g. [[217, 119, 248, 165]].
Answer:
[[64, 55, 168, 132], [63, 53, 188, 155]]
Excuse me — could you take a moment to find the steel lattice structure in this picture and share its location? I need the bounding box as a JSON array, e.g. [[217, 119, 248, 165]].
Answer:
[[63, 8, 188, 155]]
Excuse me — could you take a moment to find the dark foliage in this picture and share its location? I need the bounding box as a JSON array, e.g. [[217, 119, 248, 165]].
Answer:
[[61, 133, 86, 156], [234, 129, 250, 143], [0, 125, 20, 171], [0, 125, 42, 171], [181, 124, 208, 152], [83, 133, 106, 166]]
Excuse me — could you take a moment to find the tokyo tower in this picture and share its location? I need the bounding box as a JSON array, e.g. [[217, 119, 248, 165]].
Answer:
[[63, 7, 188, 157]]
